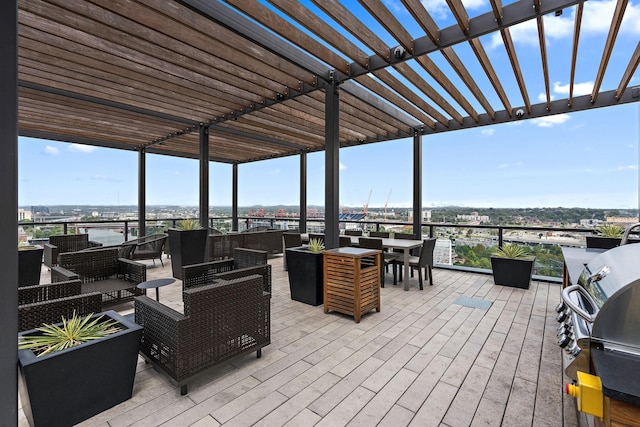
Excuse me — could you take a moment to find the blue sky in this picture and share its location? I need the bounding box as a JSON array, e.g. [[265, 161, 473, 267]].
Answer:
[[17, 0, 640, 209]]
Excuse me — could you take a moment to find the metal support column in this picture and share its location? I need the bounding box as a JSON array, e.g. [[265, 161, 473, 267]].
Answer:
[[325, 80, 340, 249], [413, 129, 423, 239], [138, 148, 146, 237], [0, 1, 18, 423], [232, 163, 239, 231], [199, 125, 209, 228], [300, 150, 307, 233]]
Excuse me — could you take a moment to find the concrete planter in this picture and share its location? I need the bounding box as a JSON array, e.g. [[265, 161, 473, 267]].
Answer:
[[490, 256, 535, 289], [18, 246, 43, 287], [18, 310, 142, 427], [168, 228, 208, 279], [286, 246, 323, 306]]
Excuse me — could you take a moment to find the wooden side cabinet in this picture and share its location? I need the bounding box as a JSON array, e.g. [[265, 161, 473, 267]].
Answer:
[[323, 247, 381, 323]]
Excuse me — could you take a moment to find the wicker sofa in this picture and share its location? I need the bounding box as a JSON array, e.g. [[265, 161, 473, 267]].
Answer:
[[208, 229, 283, 260], [134, 274, 270, 395], [18, 280, 102, 331], [184, 248, 271, 295], [51, 247, 146, 305], [44, 234, 102, 268]]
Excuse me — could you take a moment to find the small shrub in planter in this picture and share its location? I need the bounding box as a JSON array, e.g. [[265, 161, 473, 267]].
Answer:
[[490, 244, 535, 289]]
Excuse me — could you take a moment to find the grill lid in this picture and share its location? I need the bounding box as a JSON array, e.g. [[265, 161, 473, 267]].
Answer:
[[563, 243, 640, 354]]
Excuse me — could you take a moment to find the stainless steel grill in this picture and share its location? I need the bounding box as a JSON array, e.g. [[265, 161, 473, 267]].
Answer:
[[556, 242, 640, 381]]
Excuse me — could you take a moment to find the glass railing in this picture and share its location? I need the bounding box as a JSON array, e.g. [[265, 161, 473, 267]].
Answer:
[[19, 216, 598, 281]]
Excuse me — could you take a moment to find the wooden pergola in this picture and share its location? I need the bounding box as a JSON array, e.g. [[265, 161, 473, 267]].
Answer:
[[16, 0, 640, 161], [1, 0, 639, 422]]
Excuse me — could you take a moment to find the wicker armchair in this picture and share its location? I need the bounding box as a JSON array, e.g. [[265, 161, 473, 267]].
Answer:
[[44, 234, 102, 268], [135, 274, 270, 395], [18, 280, 102, 331], [183, 248, 271, 294], [51, 247, 146, 305], [126, 233, 168, 266]]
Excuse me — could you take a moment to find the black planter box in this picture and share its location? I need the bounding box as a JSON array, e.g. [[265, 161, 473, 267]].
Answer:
[[18, 246, 43, 287], [18, 310, 142, 427], [286, 246, 323, 306], [586, 236, 622, 250], [490, 256, 535, 289], [168, 228, 208, 279]]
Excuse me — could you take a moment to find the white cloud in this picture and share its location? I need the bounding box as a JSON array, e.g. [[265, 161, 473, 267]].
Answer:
[[531, 114, 571, 127], [553, 81, 594, 96], [537, 92, 557, 102], [617, 165, 638, 171], [481, 128, 495, 136], [340, 162, 347, 170], [582, 0, 640, 35], [43, 145, 60, 155], [383, 0, 404, 13], [489, 1, 640, 48], [68, 144, 96, 153], [420, 0, 485, 20]]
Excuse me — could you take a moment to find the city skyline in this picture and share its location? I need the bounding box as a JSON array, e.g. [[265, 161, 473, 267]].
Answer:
[[16, 0, 640, 210]]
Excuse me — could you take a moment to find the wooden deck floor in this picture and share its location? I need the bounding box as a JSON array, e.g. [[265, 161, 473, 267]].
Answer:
[[22, 255, 579, 426]]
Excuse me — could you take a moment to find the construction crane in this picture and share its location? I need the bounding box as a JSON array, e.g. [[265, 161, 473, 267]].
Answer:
[[383, 188, 392, 221], [363, 189, 372, 218]]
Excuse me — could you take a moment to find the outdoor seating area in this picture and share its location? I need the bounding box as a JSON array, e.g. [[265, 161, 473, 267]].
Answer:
[[43, 233, 102, 268], [51, 246, 146, 305], [19, 253, 578, 426]]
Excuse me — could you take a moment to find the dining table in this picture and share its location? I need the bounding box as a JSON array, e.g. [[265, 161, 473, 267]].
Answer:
[[300, 233, 424, 291], [346, 236, 423, 291]]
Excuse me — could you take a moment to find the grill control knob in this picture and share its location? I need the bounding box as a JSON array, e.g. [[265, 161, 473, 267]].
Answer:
[[566, 344, 581, 357], [556, 311, 569, 323], [557, 324, 571, 336], [555, 301, 566, 313], [557, 334, 572, 348]]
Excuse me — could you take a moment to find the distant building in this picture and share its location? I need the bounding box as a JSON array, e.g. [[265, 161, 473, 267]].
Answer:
[[580, 219, 602, 227], [457, 212, 490, 223], [31, 205, 49, 214], [17, 209, 32, 221], [606, 216, 639, 225]]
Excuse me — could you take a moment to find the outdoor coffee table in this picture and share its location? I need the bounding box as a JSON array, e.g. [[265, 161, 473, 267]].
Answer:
[[137, 278, 175, 301]]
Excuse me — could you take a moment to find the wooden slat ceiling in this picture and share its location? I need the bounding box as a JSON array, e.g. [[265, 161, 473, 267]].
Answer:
[[17, 0, 640, 164]]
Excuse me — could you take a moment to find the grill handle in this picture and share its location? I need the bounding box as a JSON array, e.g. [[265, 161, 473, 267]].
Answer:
[[562, 285, 599, 323], [621, 222, 640, 245]]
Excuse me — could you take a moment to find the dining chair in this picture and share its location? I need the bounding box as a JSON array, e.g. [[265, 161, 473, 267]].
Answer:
[[369, 231, 390, 238], [393, 232, 420, 256], [344, 229, 363, 236], [357, 237, 398, 287], [395, 238, 436, 290], [339, 236, 351, 247]]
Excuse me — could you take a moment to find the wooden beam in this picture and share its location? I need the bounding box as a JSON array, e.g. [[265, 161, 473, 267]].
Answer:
[[616, 42, 640, 100], [591, 0, 628, 103]]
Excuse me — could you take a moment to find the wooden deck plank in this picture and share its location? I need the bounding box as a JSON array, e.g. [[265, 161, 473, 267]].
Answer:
[[27, 255, 578, 427]]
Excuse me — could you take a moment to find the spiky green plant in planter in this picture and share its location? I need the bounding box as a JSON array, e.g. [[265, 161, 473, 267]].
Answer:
[[18, 310, 142, 427], [19, 312, 120, 357], [596, 223, 624, 238], [586, 223, 625, 249], [308, 238, 325, 252], [491, 244, 535, 289], [494, 243, 529, 259], [168, 219, 207, 279], [176, 218, 203, 230]]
